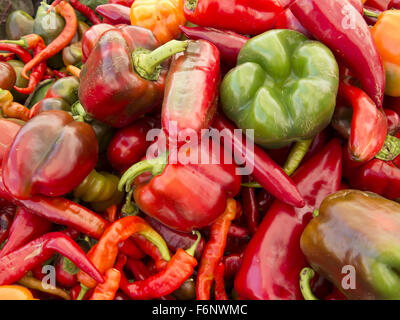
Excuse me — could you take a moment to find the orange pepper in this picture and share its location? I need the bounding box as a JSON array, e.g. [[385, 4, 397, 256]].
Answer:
[[90, 268, 121, 300], [130, 0, 186, 44], [0, 89, 30, 121], [0, 285, 37, 300], [371, 10, 400, 97]]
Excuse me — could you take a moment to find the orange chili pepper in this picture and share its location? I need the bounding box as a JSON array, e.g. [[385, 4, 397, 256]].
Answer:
[[90, 268, 121, 300], [371, 10, 400, 97], [66, 65, 81, 78], [196, 198, 236, 300], [21, 1, 78, 80], [0, 89, 29, 121], [106, 204, 117, 223], [130, 0, 186, 44], [0, 285, 37, 300]]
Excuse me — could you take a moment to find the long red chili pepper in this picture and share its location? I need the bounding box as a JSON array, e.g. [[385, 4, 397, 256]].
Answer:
[[132, 234, 168, 271], [242, 176, 259, 235], [21, 1, 78, 80], [196, 199, 236, 300], [0, 43, 32, 64], [90, 268, 121, 300], [0, 232, 104, 286], [119, 232, 201, 300], [211, 114, 305, 208], [214, 262, 228, 300], [70, 0, 102, 25], [0, 207, 52, 258]]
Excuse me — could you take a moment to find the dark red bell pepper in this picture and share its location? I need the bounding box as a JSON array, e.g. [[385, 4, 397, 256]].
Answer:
[[235, 139, 342, 300], [290, 0, 385, 108], [79, 26, 188, 128], [81, 24, 115, 63], [183, 0, 283, 35], [162, 40, 219, 146], [96, 4, 131, 25], [179, 26, 249, 68], [0, 119, 22, 165], [0, 207, 52, 257], [0, 232, 104, 286], [211, 114, 305, 208], [119, 137, 241, 232], [2, 110, 98, 199]]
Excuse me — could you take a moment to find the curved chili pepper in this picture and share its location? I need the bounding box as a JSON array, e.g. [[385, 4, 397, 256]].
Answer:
[[282, 139, 313, 176], [21, 1, 78, 80], [0, 43, 32, 64], [214, 262, 228, 300], [211, 114, 305, 208], [235, 139, 342, 300], [290, 0, 385, 108], [196, 199, 236, 300], [18, 273, 71, 300], [90, 268, 121, 300], [339, 82, 387, 162], [132, 234, 168, 271], [119, 232, 200, 300], [0, 232, 104, 286], [0, 207, 52, 258], [0, 89, 30, 121], [70, 0, 102, 25], [77, 216, 170, 293], [178, 26, 249, 68], [96, 4, 130, 25]]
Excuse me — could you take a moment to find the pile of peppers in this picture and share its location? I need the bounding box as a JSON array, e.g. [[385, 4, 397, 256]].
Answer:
[[0, 0, 400, 301]]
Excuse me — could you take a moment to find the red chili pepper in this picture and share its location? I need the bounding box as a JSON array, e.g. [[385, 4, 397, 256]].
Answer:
[[211, 114, 305, 208], [70, 0, 102, 25], [55, 255, 78, 288], [290, 0, 385, 108], [0, 43, 32, 64], [0, 207, 52, 258], [302, 129, 330, 163], [96, 4, 130, 25], [183, 0, 283, 35], [275, 9, 312, 37], [108, 0, 134, 6], [242, 176, 259, 235], [365, 0, 393, 10], [90, 268, 121, 300], [0, 232, 103, 286], [235, 139, 342, 299], [132, 235, 168, 271], [0, 53, 15, 62], [214, 262, 228, 300], [119, 232, 200, 299], [52, 70, 69, 79], [21, 1, 78, 80], [256, 189, 274, 214], [179, 26, 249, 68], [338, 82, 387, 162], [162, 40, 219, 146], [125, 259, 150, 281], [196, 199, 236, 300]]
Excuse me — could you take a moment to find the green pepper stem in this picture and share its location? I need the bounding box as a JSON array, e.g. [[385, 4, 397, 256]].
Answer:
[[283, 139, 313, 176], [299, 268, 319, 300], [118, 153, 168, 193], [185, 0, 198, 11], [121, 189, 139, 216], [240, 181, 263, 188], [132, 40, 188, 81], [363, 8, 380, 19], [312, 209, 319, 218], [77, 284, 89, 300], [376, 135, 400, 161], [71, 101, 92, 123], [139, 229, 171, 261], [186, 231, 201, 257], [0, 38, 28, 49]]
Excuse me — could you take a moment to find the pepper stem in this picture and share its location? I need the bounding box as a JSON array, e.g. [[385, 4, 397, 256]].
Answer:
[[186, 231, 201, 257], [77, 284, 89, 300], [240, 181, 262, 188], [312, 209, 319, 218], [185, 0, 198, 11], [299, 267, 319, 300], [363, 8, 380, 19], [118, 153, 168, 193], [71, 101, 92, 123], [121, 189, 139, 216], [283, 138, 313, 176], [0, 39, 28, 48], [132, 40, 189, 81], [376, 135, 400, 161]]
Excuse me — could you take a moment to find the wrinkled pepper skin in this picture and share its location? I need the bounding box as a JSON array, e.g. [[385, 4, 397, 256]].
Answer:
[[79, 27, 165, 128], [301, 189, 400, 300], [221, 29, 339, 148], [2, 110, 98, 199], [235, 139, 342, 300]]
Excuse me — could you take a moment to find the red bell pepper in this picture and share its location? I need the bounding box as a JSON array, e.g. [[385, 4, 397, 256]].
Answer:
[[183, 0, 283, 35], [365, 0, 393, 10], [290, 0, 385, 108], [162, 40, 219, 146], [211, 114, 305, 208], [0, 232, 104, 286], [79, 26, 188, 128], [0, 119, 22, 165], [179, 26, 249, 68], [235, 139, 342, 300], [96, 4, 131, 25], [107, 116, 159, 172], [2, 110, 98, 199], [384, 108, 400, 135], [81, 24, 115, 63], [119, 137, 241, 232]]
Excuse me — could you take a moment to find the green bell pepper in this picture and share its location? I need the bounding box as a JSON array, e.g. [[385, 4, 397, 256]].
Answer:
[[6, 10, 34, 41], [220, 29, 339, 148]]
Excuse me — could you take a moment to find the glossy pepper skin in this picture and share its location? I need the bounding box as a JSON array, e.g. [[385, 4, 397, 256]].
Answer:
[[371, 10, 400, 97], [96, 4, 131, 25], [235, 139, 342, 300], [162, 40, 219, 145], [290, 0, 385, 108], [301, 189, 400, 300], [0, 62, 16, 91], [183, 0, 283, 35], [120, 138, 241, 232], [221, 29, 338, 148], [6, 10, 34, 41], [2, 110, 98, 199], [81, 24, 115, 63], [79, 26, 167, 128]]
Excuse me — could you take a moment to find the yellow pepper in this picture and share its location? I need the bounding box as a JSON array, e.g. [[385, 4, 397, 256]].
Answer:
[[0, 285, 37, 300]]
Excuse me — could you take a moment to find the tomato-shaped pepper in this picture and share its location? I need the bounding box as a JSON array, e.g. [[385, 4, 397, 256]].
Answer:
[[2, 110, 98, 199]]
